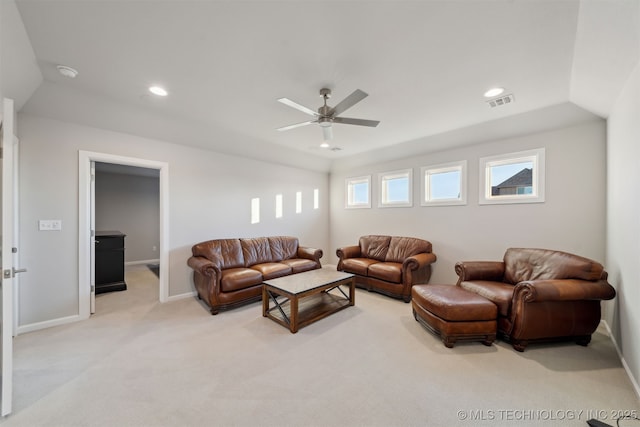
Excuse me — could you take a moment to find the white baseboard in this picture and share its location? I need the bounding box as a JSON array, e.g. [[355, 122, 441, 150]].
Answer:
[[125, 259, 160, 266], [165, 291, 197, 302], [601, 319, 640, 401], [17, 314, 84, 336]]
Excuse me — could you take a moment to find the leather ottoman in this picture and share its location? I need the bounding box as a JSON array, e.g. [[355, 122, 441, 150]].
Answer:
[[411, 284, 497, 348]]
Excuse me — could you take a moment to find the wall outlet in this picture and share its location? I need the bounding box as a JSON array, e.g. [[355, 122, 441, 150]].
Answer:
[[39, 220, 62, 231]]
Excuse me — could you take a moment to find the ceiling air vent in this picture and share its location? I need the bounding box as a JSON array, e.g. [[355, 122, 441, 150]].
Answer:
[[487, 94, 514, 108], [330, 147, 342, 152]]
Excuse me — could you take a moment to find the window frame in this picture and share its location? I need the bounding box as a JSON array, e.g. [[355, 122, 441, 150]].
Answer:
[[479, 148, 545, 205], [345, 175, 371, 209], [420, 160, 467, 207], [378, 168, 413, 208]]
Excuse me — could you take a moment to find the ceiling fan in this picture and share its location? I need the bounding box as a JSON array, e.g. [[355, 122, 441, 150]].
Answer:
[[277, 88, 380, 141]]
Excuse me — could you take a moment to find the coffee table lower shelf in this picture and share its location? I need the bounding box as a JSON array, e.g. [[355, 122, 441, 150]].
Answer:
[[264, 291, 352, 333]]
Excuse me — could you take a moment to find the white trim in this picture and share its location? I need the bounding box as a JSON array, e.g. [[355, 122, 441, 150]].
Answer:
[[125, 259, 161, 266], [378, 168, 413, 208], [79, 151, 170, 322], [345, 175, 371, 209], [479, 148, 545, 205], [601, 320, 640, 400], [17, 314, 82, 335], [420, 160, 467, 207], [165, 291, 197, 302]]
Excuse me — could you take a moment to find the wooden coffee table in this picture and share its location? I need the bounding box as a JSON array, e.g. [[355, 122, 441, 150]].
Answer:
[[262, 267, 355, 333]]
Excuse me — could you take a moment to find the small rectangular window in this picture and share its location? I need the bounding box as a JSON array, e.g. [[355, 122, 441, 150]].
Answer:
[[379, 169, 412, 207], [345, 175, 371, 209], [421, 161, 467, 206], [251, 198, 260, 224], [313, 189, 319, 210], [295, 191, 302, 214], [479, 148, 545, 204], [275, 194, 283, 218]]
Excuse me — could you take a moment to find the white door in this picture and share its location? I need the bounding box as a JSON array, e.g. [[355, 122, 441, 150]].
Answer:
[[0, 98, 17, 416]]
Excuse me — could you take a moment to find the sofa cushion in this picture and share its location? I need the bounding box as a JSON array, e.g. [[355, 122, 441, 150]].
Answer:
[[250, 263, 292, 280], [341, 258, 379, 276], [268, 236, 299, 261], [359, 235, 392, 261], [241, 237, 273, 266], [386, 236, 432, 263], [280, 258, 318, 274], [368, 262, 402, 283], [220, 267, 263, 292], [192, 239, 244, 269], [503, 248, 604, 284], [459, 280, 514, 317]]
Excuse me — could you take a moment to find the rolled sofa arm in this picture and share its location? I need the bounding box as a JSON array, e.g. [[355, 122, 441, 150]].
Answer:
[[455, 261, 505, 284], [187, 256, 221, 277], [336, 245, 361, 260], [513, 279, 617, 303], [404, 252, 437, 271], [298, 246, 323, 264]]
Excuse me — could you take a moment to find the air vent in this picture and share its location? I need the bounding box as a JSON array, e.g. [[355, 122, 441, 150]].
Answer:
[[487, 94, 514, 108], [330, 147, 342, 152]]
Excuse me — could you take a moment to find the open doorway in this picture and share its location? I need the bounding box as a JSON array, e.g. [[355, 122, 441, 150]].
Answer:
[[94, 162, 159, 308], [78, 151, 169, 321]]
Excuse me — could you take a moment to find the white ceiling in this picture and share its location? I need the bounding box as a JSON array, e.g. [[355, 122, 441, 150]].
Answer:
[[10, 1, 640, 171]]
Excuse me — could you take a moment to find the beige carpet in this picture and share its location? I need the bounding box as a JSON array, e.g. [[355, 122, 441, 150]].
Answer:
[[3, 265, 639, 427]]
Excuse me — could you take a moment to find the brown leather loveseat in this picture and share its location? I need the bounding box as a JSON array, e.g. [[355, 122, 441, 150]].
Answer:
[[336, 235, 436, 302], [187, 236, 322, 314], [455, 248, 616, 351]]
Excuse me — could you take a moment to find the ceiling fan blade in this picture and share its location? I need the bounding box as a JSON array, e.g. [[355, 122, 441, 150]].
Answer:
[[332, 117, 380, 127], [330, 89, 368, 116], [277, 97, 319, 117], [322, 125, 333, 141], [277, 120, 317, 131]]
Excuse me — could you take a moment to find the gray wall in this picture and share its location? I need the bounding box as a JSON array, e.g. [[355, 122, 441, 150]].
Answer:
[[95, 171, 160, 263], [606, 61, 640, 394], [329, 120, 607, 286], [17, 114, 329, 326]]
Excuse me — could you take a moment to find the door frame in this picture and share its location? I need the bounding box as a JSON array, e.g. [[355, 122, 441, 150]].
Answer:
[[78, 151, 169, 320]]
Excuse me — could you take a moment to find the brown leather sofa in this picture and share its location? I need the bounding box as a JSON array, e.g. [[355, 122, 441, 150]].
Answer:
[[336, 235, 436, 302], [187, 236, 322, 314], [455, 248, 616, 351]]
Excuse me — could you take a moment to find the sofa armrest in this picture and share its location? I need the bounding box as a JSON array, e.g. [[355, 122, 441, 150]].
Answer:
[[336, 245, 361, 260], [297, 246, 323, 264], [455, 261, 505, 284], [513, 279, 617, 303], [403, 252, 437, 271], [187, 256, 221, 277]]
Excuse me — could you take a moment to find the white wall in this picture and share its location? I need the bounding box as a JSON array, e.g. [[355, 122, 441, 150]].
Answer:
[[606, 60, 640, 396], [95, 171, 160, 263], [17, 114, 329, 327], [329, 119, 607, 286]]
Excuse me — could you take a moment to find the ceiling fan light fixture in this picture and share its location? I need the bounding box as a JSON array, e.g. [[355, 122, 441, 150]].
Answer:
[[484, 87, 505, 98]]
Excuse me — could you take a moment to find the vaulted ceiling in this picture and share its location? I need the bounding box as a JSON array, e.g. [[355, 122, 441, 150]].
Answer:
[[5, 1, 639, 171]]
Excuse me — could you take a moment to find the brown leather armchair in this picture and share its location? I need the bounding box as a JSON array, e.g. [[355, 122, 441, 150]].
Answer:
[[454, 248, 616, 351]]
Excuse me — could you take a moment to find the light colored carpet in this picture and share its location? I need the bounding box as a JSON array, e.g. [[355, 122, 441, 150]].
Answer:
[[3, 265, 639, 427]]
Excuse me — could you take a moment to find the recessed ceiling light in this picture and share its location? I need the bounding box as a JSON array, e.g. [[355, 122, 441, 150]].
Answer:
[[56, 65, 78, 78], [484, 87, 505, 98], [149, 86, 168, 96], [320, 142, 330, 148]]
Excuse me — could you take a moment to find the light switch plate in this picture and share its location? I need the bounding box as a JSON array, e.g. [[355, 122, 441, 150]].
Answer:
[[39, 220, 62, 231]]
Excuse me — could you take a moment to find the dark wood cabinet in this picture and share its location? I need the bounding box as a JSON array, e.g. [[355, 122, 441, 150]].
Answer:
[[95, 231, 127, 294]]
